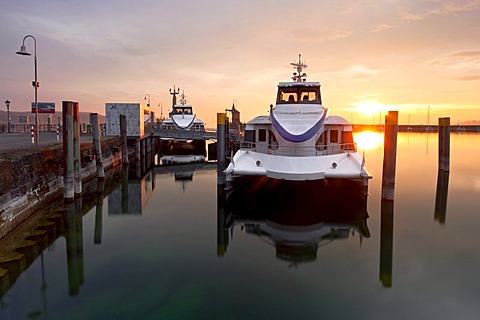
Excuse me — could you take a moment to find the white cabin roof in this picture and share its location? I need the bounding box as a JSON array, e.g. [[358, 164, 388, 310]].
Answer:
[[325, 115, 351, 125], [278, 81, 320, 88], [246, 115, 271, 125]]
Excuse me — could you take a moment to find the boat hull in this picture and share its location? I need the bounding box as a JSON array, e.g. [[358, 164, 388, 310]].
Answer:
[[225, 149, 371, 181]]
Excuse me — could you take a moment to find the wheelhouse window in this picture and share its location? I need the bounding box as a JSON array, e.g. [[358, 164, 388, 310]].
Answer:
[[276, 86, 321, 104], [173, 107, 193, 114]]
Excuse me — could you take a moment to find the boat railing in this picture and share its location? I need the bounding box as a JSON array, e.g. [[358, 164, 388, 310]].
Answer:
[[238, 141, 357, 156]]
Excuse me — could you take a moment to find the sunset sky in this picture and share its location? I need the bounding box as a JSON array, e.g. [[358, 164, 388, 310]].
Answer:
[[1, 0, 480, 127]]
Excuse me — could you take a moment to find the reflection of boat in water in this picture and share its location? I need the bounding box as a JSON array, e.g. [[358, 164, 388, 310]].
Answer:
[[159, 89, 206, 164], [223, 177, 369, 266], [225, 54, 371, 183]]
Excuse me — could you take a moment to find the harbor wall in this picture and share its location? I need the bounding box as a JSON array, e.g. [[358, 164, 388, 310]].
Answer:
[[0, 137, 124, 239]]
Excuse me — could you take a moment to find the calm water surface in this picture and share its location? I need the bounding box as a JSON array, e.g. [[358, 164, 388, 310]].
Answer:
[[2, 132, 480, 319]]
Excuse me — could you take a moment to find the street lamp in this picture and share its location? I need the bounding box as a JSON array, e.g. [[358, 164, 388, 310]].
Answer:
[[16, 35, 39, 145], [144, 94, 151, 107], [4, 100, 10, 133], [158, 102, 163, 120]]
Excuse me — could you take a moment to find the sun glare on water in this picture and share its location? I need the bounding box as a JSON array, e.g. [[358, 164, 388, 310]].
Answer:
[[354, 131, 384, 150]]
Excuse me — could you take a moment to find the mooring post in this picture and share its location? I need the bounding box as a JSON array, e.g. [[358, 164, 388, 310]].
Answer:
[[119, 114, 129, 165], [73, 102, 82, 195], [381, 111, 399, 200], [90, 113, 105, 179], [217, 112, 226, 185], [438, 117, 450, 172], [141, 138, 146, 160], [135, 139, 141, 164], [63, 101, 75, 200]]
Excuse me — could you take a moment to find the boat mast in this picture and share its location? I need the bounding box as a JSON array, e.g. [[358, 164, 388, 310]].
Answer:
[[291, 54, 308, 82], [179, 90, 187, 105], [169, 85, 180, 107]]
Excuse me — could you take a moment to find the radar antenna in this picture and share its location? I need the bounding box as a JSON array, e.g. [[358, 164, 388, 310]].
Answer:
[[169, 85, 180, 107], [291, 54, 308, 82], [179, 90, 187, 105]]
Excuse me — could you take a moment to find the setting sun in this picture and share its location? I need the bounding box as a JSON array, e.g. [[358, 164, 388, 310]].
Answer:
[[354, 131, 384, 150]]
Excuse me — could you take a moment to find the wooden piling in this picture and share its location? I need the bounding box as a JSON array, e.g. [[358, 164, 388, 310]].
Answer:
[[90, 113, 105, 179], [73, 102, 82, 195], [119, 114, 129, 165], [217, 113, 226, 185], [141, 138, 146, 160], [135, 140, 141, 164], [381, 111, 399, 200], [63, 101, 75, 200], [438, 117, 450, 172]]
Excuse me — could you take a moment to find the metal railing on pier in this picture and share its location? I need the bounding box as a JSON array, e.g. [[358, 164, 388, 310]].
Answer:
[[145, 123, 217, 140]]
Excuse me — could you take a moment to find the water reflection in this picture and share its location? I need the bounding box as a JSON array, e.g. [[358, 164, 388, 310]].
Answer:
[[155, 162, 216, 191], [434, 170, 450, 224], [379, 199, 394, 288], [0, 165, 156, 302], [218, 177, 370, 266], [108, 169, 156, 215]]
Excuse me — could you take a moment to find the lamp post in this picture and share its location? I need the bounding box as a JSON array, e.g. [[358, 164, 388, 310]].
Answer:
[[4, 100, 10, 133], [144, 94, 151, 107], [158, 102, 163, 120], [16, 35, 39, 145]]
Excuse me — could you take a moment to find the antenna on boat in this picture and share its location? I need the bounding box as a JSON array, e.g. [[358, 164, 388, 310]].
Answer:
[[179, 90, 187, 105], [291, 53, 308, 82], [169, 85, 180, 107]]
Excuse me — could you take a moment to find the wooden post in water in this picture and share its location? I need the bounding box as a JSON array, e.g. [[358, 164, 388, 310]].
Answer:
[[119, 114, 129, 165], [63, 101, 75, 200], [90, 113, 105, 179], [141, 138, 146, 160], [73, 102, 82, 195], [381, 111, 399, 200], [217, 112, 226, 185], [438, 117, 450, 172], [135, 140, 141, 163]]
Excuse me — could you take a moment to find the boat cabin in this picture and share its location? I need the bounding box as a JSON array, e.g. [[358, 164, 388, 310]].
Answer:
[[316, 116, 356, 154], [276, 82, 322, 105], [243, 116, 275, 154]]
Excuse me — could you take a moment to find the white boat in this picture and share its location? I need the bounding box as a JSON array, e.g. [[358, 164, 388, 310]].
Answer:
[[225, 55, 371, 182], [160, 90, 206, 132], [159, 90, 206, 163]]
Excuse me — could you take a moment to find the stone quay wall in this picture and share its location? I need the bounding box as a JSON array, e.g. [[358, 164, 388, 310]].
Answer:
[[0, 137, 124, 239]]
